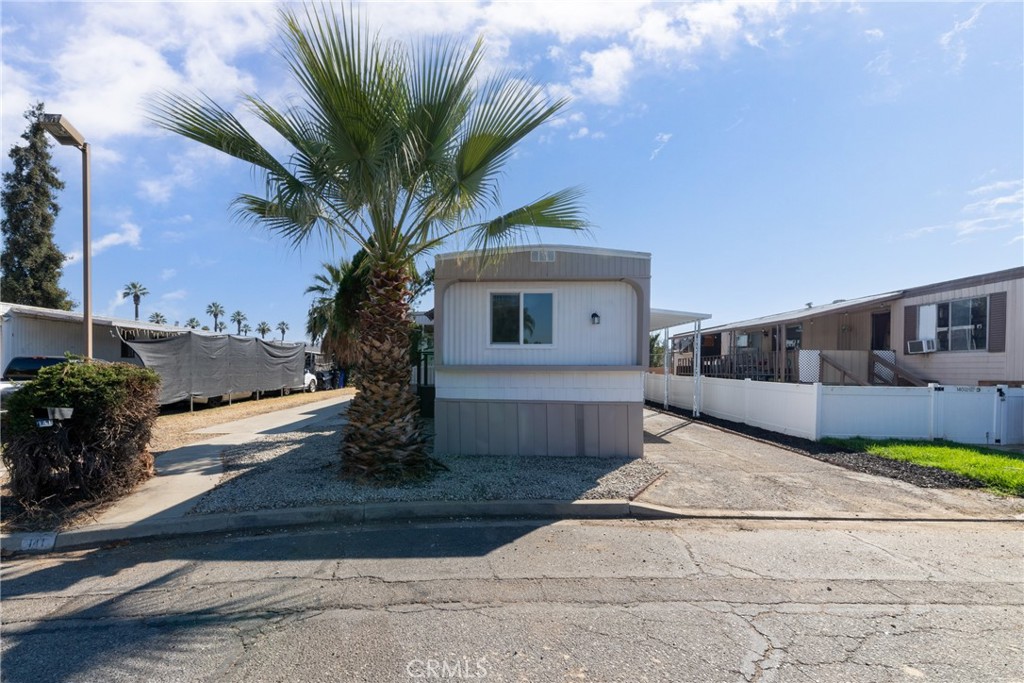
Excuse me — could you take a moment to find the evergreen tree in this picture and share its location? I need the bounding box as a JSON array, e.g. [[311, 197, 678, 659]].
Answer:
[[1, 102, 73, 309]]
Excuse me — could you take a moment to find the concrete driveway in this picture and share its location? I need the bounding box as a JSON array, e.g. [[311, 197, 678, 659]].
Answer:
[[637, 409, 1024, 520]]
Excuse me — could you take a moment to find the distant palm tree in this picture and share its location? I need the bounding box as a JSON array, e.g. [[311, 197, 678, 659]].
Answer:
[[122, 282, 148, 321], [206, 302, 224, 330], [215, 321, 227, 333], [240, 323, 252, 336], [185, 317, 201, 329], [230, 310, 247, 335], [148, 312, 167, 325], [256, 321, 271, 339], [276, 321, 289, 341]]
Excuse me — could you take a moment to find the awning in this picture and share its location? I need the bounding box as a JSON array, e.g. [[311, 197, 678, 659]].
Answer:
[[650, 308, 712, 332], [650, 308, 712, 419]]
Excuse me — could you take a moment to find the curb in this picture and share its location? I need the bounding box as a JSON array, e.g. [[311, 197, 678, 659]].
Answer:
[[3, 499, 1021, 555]]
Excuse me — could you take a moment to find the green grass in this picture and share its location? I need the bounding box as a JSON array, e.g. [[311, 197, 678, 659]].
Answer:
[[824, 438, 1024, 497]]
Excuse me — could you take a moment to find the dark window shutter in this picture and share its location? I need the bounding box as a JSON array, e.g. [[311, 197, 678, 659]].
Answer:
[[988, 292, 1007, 353], [903, 305, 918, 351]]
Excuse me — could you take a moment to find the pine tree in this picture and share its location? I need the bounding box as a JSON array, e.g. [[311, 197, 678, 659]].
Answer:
[[1, 102, 73, 309]]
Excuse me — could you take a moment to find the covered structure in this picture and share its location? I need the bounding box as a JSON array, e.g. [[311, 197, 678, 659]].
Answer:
[[126, 333, 306, 405], [651, 308, 712, 416]]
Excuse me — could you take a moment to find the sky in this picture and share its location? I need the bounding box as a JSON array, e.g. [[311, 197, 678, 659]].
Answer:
[[2, 1, 1022, 342]]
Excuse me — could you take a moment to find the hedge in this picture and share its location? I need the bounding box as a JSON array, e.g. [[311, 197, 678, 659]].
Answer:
[[1, 360, 160, 505]]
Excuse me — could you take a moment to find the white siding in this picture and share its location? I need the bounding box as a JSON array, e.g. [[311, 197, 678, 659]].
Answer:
[[1, 317, 135, 370], [442, 281, 637, 366], [893, 277, 1023, 385], [436, 368, 643, 402]]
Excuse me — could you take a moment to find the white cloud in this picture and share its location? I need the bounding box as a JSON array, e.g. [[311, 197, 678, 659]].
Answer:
[[161, 289, 187, 301], [939, 4, 985, 72], [650, 132, 672, 160], [160, 230, 189, 243], [631, 1, 791, 64], [65, 221, 142, 264], [161, 268, 177, 281], [901, 179, 1023, 243], [103, 288, 131, 316], [2, 3, 277, 148], [864, 28, 885, 41], [865, 50, 891, 77], [571, 45, 635, 105]]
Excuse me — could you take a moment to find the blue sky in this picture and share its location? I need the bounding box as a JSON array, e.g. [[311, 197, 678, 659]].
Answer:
[[2, 1, 1021, 341]]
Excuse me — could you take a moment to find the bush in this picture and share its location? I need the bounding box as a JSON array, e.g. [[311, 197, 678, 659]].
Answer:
[[1, 360, 160, 505]]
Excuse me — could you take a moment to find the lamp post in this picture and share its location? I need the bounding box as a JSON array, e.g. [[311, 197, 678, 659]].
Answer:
[[39, 114, 91, 359]]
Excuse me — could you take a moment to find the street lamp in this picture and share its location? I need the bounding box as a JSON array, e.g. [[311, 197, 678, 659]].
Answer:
[[40, 114, 91, 359]]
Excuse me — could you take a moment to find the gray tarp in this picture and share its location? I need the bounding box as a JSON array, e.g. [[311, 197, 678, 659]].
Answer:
[[124, 332, 305, 405]]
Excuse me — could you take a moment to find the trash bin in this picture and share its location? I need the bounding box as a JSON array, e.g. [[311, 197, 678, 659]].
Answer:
[[336, 369, 346, 389], [416, 385, 435, 417]]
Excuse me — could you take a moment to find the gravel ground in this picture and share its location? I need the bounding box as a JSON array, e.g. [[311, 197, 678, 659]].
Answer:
[[646, 402, 991, 491], [189, 420, 665, 514]]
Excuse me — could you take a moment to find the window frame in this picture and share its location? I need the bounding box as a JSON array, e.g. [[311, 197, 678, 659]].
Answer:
[[487, 289, 556, 348], [931, 296, 988, 352]]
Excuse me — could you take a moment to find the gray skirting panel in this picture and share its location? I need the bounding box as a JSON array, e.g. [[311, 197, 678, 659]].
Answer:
[[434, 399, 643, 458]]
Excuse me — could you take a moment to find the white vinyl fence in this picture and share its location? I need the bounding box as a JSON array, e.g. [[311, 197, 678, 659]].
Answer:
[[645, 373, 1024, 446]]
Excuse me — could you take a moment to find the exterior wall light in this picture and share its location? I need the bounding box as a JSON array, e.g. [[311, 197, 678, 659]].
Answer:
[[591, 312, 601, 325]]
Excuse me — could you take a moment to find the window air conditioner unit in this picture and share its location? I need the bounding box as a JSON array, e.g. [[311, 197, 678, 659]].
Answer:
[[906, 338, 936, 355]]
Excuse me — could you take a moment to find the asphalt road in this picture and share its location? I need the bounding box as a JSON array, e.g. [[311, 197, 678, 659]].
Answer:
[[2, 518, 1022, 682]]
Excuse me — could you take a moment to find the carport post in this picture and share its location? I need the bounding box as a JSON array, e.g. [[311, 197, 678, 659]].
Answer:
[[693, 319, 702, 418], [663, 326, 670, 409]]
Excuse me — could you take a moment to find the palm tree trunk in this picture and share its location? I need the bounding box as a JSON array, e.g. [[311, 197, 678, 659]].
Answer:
[[340, 264, 428, 483]]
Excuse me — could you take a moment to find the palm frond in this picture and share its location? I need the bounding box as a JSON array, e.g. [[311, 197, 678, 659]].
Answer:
[[460, 187, 589, 267]]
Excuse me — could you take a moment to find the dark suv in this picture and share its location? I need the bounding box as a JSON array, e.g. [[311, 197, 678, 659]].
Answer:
[[2, 356, 70, 381], [1, 356, 73, 402]]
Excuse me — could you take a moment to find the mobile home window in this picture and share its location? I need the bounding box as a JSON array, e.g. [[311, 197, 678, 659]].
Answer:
[[935, 297, 987, 351], [490, 292, 553, 345]]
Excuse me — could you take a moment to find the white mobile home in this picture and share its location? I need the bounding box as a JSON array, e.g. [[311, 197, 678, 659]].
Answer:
[[0, 302, 186, 371], [432, 246, 708, 457]]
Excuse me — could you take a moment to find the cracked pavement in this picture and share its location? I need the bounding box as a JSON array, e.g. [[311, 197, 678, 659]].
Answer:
[[2, 518, 1022, 682]]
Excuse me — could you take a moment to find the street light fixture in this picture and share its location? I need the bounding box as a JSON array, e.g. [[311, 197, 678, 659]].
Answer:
[[40, 114, 92, 359]]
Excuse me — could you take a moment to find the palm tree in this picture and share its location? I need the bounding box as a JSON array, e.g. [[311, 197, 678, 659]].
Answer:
[[230, 310, 247, 335], [215, 321, 227, 333], [206, 302, 224, 330], [148, 5, 586, 483], [122, 282, 148, 321], [256, 321, 272, 339], [306, 252, 367, 368], [185, 317, 201, 329], [148, 312, 167, 325], [276, 320, 289, 341], [241, 323, 252, 336]]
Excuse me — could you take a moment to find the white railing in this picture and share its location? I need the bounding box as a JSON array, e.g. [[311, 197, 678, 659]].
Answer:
[[645, 373, 1023, 446]]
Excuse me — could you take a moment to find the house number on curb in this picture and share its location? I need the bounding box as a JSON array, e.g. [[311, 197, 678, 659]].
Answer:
[[19, 534, 56, 551]]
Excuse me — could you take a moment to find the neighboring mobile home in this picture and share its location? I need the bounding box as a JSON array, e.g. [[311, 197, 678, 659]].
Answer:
[[432, 246, 708, 457], [671, 267, 1023, 387], [0, 303, 307, 405], [0, 302, 187, 371]]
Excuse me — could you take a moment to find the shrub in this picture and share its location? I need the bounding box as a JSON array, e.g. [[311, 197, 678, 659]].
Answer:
[[1, 360, 160, 505]]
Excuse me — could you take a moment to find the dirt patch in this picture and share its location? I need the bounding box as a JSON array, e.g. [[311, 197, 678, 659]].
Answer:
[[646, 401, 988, 492]]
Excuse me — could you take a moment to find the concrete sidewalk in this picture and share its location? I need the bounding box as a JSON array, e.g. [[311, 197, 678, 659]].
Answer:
[[3, 403, 1022, 554]]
